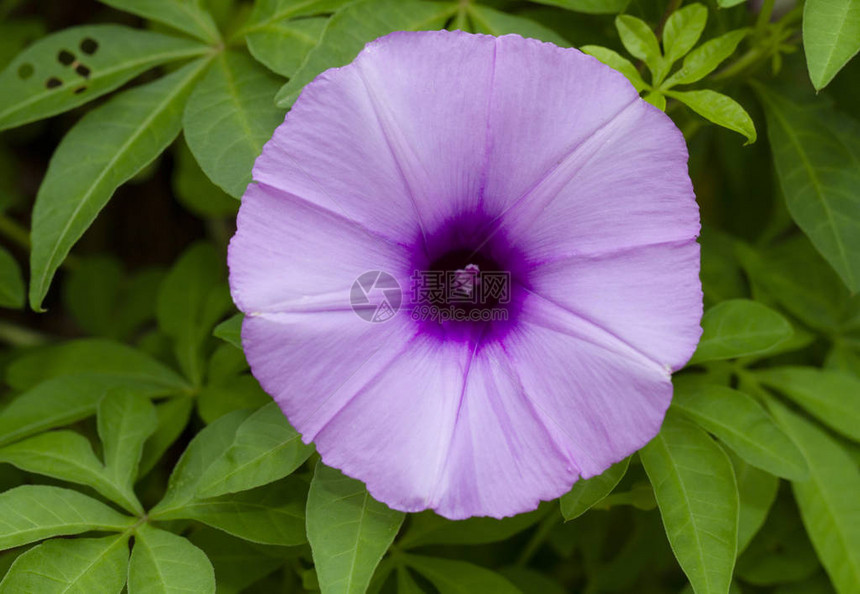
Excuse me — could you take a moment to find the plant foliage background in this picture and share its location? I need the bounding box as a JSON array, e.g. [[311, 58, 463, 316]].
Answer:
[[0, 0, 858, 592]]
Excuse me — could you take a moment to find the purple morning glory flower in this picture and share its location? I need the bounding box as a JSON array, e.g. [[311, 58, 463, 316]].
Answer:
[[228, 30, 702, 519]]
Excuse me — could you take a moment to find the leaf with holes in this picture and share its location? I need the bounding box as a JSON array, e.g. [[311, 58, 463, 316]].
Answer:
[[756, 85, 860, 291], [184, 52, 284, 198], [98, 0, 221, 44], [0, 534, 130, 593], [0, 485, 134, 551], [307, 462, 404, 594], [0, 25, 206, 131], [247, 17, 326, 78], [128, 524, 215, 594], [29, 58, 209, 311], [641, 413, 738, 594], [274, 0, 458, 108]]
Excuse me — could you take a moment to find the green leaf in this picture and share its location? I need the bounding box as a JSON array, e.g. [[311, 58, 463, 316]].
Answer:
[[666, 89, 756, 144], [139, 397, 194, 478], [803, 0, 860, 90], [98, 0, 221, 44], [172, 138, 238, 218], [274, 0, 458, 108], [663, 29, 748, 87], [0, 246, 23, 308], [756, 366, 860, 441], [184, 52, 284, 198], [755, 85, 860, 291], [128, 524, 215, 594], [731, 453, 778, 554], [151, 409, 251, 516], [524, 0, 629, 14], [247, 17, 326, 78], [403, 555, 523, 594], [688, 299, 792, 365], [0, 376, 163, 448], [615, 14, 666, 82], [0, 25, 206, 131], [768, 401, 860, 594], [187, 528, 288, 594], [644, 91, 666, 111], [197, 402, 313, 498], [307, 462, 404, 594], [62, 257, 164, 339], [0, 485, 133, 550], [560, 457, 630, 521], [213, 313, 243, 349], [0, 430, 139, 514], [673, 381, 808, 480], [400, 506, 547, 549], [197, 375, 270, 424], [580, 45, 646, 91], [98, 390, 158, 493], [244, 0, 354, 32], [0, 534, 130, 594], [6, 338, 188, 393], [468, 5, 569, 46], [640, 413, 738, 594], [662, 3, 708, 65], [154, 479, 307, 546], [717, 0, 745, 6], [29, 58, 209, 311], [156, 242, 232, 385]]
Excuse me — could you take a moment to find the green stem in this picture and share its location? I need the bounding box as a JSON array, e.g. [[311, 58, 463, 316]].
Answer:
[[516, 510, 560, 566], [754, 0, 776, 38], [0, 320, 50, 347]]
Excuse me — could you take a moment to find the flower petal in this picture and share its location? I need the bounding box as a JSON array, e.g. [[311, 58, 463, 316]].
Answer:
[[253, 31, 497, 244], [228, 183, 409, 314], [528, 240, 703, 370], [502, 294, 674, 479]]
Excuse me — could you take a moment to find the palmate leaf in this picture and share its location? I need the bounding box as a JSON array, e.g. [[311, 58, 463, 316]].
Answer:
[[731, 453, 778, 554], [803, 0, 860, 90], [756, 85, 860, 291], [665, 89, 756, 144], [768, 402, 860, 594], [196, 402, 314, 498], [98, 0, 221, 44], [184, 51, 284, 198], [672, 381, 808, 480], [274, 0, 458, 108], [663, 29, 749, 87], [29, 57, 210, 311], [213, 313, 243, 349], [524, 0, 629, 14], [0, 430, 140, 515], [640, 413, 738, 594], [0, 485, 133, 550], [6, 338, 189, 392], [560, 457, 630, 521], [307, 462, 404, 594], [402, 555, 522, 594], [0, 534, 129, 594], [688, 299, 793, 365], [154, 479, 308, 546], [244, 0, 354, 32], [128, 524, 215, 594], [0, 376, 165, 448], [615, 14, 667, 83], [580, 45, 646, 92], [97, 390, 158, 494], [0, 246, 23, 308], [0, 25, 207, 131], [138, 397, 194, 478], [756, 366, 860, 441], [246, 17, 327, 78], [188, 528, 289, 594], [662, 3, 707, 65]]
